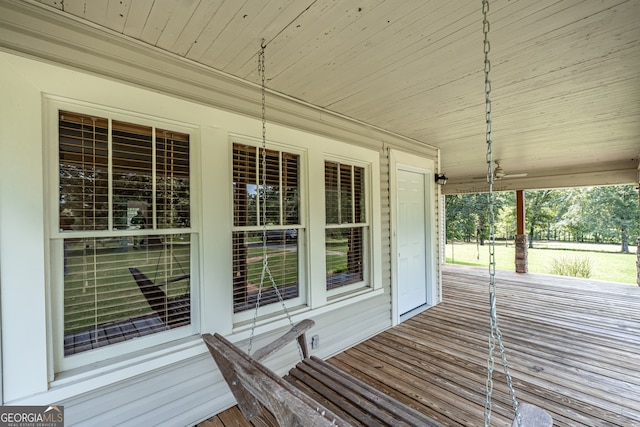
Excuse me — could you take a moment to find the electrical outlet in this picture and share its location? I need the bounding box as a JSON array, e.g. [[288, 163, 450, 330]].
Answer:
[[311, 335, 319, 349]]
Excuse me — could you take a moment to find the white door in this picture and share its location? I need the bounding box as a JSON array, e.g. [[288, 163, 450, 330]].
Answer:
[[397, 169, 428, 315]]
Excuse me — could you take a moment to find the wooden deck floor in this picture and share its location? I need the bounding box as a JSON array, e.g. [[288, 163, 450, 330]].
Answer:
[[64, 313, 168, 356], [198, 264, 640, 426]]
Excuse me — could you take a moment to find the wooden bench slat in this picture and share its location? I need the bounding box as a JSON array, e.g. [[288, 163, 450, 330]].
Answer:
[[286, 364, 388, 427], [285, 374, 359, 425], [304, 356, 442, 427]]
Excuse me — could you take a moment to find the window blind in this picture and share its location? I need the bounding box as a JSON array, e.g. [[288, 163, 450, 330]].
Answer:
[[59, 111, 109, 231], [156, 129, 190, 229], [340, 163, 353, 224], [112, 120, 153, 230], [63, 236, 191, 356], [232, 143, 300, 312], [232, 231, 299, 313], [233, 144, 258, 227], [58, 110, 192, 356], [325, 227, 364, 289], [59, 112, 191, 232], [324, 161, 367, 290]]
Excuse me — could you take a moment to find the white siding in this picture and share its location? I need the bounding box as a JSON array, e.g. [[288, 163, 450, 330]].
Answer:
[[380, 151, 393, 295]]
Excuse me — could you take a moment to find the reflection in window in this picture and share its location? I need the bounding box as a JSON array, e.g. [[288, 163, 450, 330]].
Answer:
[[325, 228, 363, 290], [232, 143, 301, 312], [325, 161, 367, 290], [59, 112, 190, 231], [63, 235, 190, 356], [58, 112, 109, 230], [57, 110, 192, 357], [232, 231, 299, 313]]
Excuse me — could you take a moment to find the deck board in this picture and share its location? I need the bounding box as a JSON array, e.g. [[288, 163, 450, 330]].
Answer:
[[64, 313, 167, 356], [200, 265, 640, 426]]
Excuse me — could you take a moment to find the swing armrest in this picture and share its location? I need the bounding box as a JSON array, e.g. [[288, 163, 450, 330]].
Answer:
[[252, 319, 315, 362]]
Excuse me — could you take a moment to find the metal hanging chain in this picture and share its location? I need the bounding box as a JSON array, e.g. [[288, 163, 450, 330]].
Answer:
[[482, 2, 522, 426], [248, 40, 302, 360]]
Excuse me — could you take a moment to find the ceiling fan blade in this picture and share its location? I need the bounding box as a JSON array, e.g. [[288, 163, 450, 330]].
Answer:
[[470, 172, 528, 180]]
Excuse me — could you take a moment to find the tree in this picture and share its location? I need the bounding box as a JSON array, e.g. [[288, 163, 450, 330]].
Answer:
[[496, 201, 516, 243], [524, 190, 563, 248], [445, 194, 476, 242], [581, 185, 639, 253], [446, 185, 639, 253], [445, 192, 510, 244], [556, 188, 589, 242]]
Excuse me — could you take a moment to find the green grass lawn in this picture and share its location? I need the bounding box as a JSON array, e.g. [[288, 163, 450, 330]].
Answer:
[[325, 237, 349, 273], [446, 241, 638, 284]]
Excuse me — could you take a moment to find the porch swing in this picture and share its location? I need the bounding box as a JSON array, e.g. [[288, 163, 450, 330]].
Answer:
[[202, 3, 553, 425]]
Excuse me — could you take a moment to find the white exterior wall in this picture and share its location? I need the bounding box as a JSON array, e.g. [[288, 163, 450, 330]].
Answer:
[[0, 6, 440, 423], [0, 50, 50, 401]]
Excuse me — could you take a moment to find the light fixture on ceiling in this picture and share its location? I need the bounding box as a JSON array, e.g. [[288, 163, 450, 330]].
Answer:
[[435, 173, 448, 185]]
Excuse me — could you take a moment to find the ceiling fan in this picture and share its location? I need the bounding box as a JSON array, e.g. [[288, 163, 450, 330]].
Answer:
[[492, 161, 528, 180], [474, 161, 528, 180]]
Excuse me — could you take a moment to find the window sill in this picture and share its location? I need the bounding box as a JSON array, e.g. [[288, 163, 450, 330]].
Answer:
[[231, 286, 385, 341], [39, 336, 206, 404], [326, 280, 368, 299], [324, 285, 385, 311]]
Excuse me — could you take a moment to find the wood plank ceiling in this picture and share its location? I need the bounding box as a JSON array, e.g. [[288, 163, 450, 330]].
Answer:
[[30, 0, 640, 192]]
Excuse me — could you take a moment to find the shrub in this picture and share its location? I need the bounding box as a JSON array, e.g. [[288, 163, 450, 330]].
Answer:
[[549, 256, 593, 278]]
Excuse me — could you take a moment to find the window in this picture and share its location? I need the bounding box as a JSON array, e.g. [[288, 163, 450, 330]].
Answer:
[[232, 143, 302, 313], [56, 110, 194, 361], [325, 161, 367, 290]]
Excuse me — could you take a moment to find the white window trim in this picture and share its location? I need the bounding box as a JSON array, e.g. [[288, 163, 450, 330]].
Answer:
[[45, 96, 201, 376], [228, 136, 382, 328], [323, 156, 373, 298], [314, 150, 383, 303]]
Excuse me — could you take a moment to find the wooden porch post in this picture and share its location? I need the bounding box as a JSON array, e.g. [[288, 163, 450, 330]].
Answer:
[[515, 190, 528, 273]]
